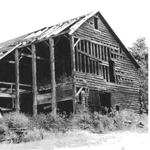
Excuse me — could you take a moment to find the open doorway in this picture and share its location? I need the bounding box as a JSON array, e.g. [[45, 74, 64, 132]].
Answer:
[[100, 92, 111, 107], [99, 92, 111, 113]]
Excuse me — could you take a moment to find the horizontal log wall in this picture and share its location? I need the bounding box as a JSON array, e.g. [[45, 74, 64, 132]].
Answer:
[[73, 14, 140, 111]]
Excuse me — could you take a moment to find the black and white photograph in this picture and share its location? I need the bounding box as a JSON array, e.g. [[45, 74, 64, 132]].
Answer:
[[0, 0, 149, 149]]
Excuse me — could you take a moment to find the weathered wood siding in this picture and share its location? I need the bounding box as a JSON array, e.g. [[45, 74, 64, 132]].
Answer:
[[72, 14, 140, 111]]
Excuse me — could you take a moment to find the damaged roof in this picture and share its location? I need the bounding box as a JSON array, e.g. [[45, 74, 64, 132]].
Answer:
[[0, 11, 140, 68], [0, 11, 91, 59]]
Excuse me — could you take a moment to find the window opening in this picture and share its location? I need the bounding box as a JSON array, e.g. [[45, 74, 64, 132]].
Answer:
[[109, 60, 115, 83], [102, 65, 105, 79], [90, 60, 92, 73], [92, 43, 95, 56], [81, 40, 84, 51], [106, 66, 108, 82], [94, 17, 98, 29], [85, 41, 87, 53], [77, 41, 80, 50], [88, 42, 91, 55], [93, 61, 95, 74], [95, 44, 97, 57], [101, 46, 104, 60], [104, 46, 106, 61], [82, 54, 85, 72], [116, 105, 119, 111]]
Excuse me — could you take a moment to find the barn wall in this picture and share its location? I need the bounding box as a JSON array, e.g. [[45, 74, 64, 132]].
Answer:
[[73, 14, 140, 111]]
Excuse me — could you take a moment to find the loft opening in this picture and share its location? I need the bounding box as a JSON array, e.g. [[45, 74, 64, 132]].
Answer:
[[94, 17, 98, 30]]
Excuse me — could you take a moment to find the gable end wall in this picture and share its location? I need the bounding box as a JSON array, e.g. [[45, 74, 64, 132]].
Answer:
[[72, 15, 140, 111]]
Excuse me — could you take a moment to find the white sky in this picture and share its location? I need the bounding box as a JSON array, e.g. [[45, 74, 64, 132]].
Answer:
[[0, 0, 149, 48]]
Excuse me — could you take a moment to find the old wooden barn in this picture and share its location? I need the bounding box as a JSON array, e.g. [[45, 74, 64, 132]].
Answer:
[[0, 11, 140, 115]]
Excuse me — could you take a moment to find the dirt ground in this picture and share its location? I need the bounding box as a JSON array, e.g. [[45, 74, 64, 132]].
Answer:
[[0, 127, 149, 150]]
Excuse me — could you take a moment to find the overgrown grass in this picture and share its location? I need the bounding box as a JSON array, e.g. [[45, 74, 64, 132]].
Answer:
[[0, 109, 148, 143]]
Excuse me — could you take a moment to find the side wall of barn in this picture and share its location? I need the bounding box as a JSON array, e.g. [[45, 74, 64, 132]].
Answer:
[[72, 13, 140, 112]]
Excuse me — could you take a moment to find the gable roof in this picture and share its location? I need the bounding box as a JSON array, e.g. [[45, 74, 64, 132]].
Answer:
[[0, 11, 140, 68]]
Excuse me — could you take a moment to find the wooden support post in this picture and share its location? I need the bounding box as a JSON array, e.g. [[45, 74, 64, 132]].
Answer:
[[49, 38, 56, 119], [15, 49, 20, 112], [32, 44, 37, 116], [70, 36, 76, 114]]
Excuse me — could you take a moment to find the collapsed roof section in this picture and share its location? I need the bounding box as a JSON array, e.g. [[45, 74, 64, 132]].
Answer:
[[0, 11, 140, 68]]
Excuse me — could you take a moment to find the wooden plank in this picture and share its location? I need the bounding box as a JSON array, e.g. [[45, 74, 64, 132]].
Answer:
[[96, 61, 99, 75], [96, 44, 99, 59], [84, 55, 87, 73], [77, 49, 102, 63], [92, 43, 95, 56], [31, 44, 37, 116], [87, 57, 90, 73], [70, 35, 76, 113], [80, 53, 82, 72], [0, 93, 15, 98], [107, 66, 110, 82], [0, 81, 32, 87], [15, 49, 20, 112], [20, 53, 50, 61], [86, 40, 89, 53], [49, 38, 56, 119], [99, 45, 101, 59]]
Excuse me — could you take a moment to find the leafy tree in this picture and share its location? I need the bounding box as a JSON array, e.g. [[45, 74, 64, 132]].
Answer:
[[129, 37, 148, 113]]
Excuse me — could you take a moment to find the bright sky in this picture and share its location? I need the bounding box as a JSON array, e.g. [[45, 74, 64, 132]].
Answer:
[[0, 0, 149, 48]]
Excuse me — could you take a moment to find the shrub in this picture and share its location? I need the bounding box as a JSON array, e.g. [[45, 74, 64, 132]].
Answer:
[[3, 112, 29, 143], [70, 110, 92, 130], [30, 113, 72, 133], [30, 113, 51, 131], [3, 112, 29, 129], [22, 128, 43, 142]]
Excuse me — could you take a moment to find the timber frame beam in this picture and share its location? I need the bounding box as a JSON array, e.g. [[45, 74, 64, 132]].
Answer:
[[70, 35, 76, 113], [32, 44, 38, 116], [49, 37, 56, 119], [15, 49, 20, 112]]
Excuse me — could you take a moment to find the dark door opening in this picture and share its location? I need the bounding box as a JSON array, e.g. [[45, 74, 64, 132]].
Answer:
[[100, 92, 111, 113]]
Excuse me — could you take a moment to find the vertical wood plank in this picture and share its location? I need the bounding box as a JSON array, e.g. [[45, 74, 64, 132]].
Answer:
[[91, 60, 94, 73], [92, 43, 95, 56], [70, 36, 76, 113], [97, 44, 99, 59], [107, 66, 110, 82], [86, 40, 89, 54], [96, 61, 99, 75], [32, 44, 37, 116], [84, 55, 87, 73], [104, 66, 107, 80], [106, 47, 108, 61], [49, 38, 56, 119], [15, 49, 20, 112], [104, 47, 106, 61], [80, 53, 82, 72], [88, 57, 90, 73], [77, 51, 79, 72], [99, 45, 102, 60]]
